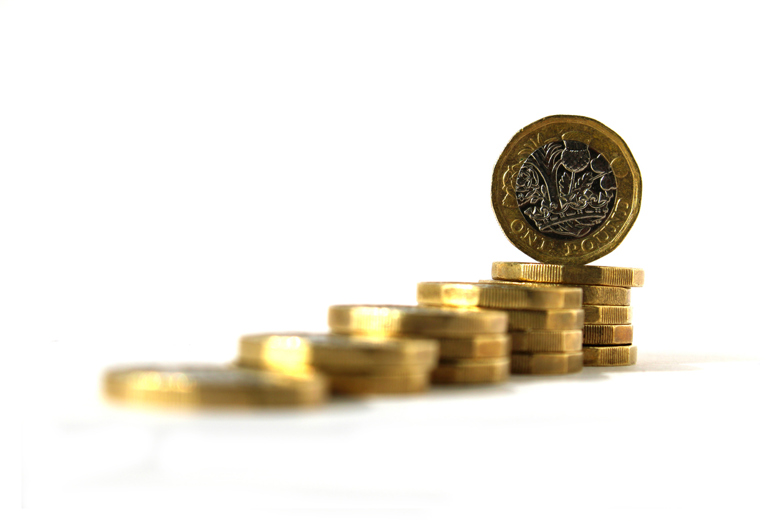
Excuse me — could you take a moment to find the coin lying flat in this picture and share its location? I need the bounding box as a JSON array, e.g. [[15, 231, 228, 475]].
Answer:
[[329, 372, 430, 395], [583, 325, 634, 345], [491, 115, 642, 265], [510, 352, 583, 375], [505, 308, 584, 331], [583, 305, 633, 325], [438, 334, 510, 359], [480, 279, 630, 306], [417, 281, 582, 310], [492, 262, 644, 288], [582, 345, 637, 366], [103, 365, 327, 408], [328, 305, 507, 338], [509, 330, 582, 353], [431, 358, 510, 384], [237, 333, 439, 375]]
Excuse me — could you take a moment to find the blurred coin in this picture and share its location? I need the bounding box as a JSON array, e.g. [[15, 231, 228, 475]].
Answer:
[[329, 372, 430, 395], [431, 358, 510, 384], [481, 279, 630, 306], [492, 262, 644, 288], [417, 281, 581, 310], [505, 308, 584, 331], [438, 334, 510, 359], [582, 345, 637, 366], [583, 305, 633, 325], [583, 325, 633, 345], [509, 330, 582, 353], [510, 352, 583, 375]]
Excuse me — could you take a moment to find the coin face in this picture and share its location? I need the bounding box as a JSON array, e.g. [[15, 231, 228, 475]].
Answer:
[[492, 115, 642, 264]]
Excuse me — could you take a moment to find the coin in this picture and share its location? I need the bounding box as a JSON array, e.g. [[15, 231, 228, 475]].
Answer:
[[103, 365, 327, 408], [583, 325, 634, 345], [491, 115, 642, 264], [509, 330, 582, 353], [492, 262, 644, 288], [510, 352, 583, 375], [582, 345, 637, 366], [328, 305, 507, 338], [329, 372, 430, 395], [504, 308, 584, 331], [583, 305, 633, 325], [237, 333, 439, 375], [480, 279, 630, 306], [417, 281, 581, 310], [431, 358, 510, 384], [438, 334, 510, 359]]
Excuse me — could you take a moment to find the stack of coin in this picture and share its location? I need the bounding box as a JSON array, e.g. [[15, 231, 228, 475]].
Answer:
[[491, 262, 644, 366], [236, 333, 439, 395], [328, 304, 509, 385], [417, 282, 583, 376]]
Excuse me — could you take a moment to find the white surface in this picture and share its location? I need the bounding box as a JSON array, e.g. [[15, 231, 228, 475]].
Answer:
[[2, 0, 782, 518]]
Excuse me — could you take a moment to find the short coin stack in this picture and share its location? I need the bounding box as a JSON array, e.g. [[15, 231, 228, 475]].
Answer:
[[418, 282, 584, 376], [491, 262, 644, 366], [329, 304, 509, 385]]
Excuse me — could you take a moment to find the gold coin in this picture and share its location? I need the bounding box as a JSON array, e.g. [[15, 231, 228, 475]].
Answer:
[[491, 115, 642, 265], [509, 330, 582, 353], [417, 281, 581, 310], [505, 308, 584, 331], [492, 262, 644, 288], [103, 365, 327, 408], [480, 279, 630, 306], [328, 305, 507, 338], [583, 345, 637, 366], [329, 372, 430, 395], [510, 352, 583, 375], [583, 305, 632, 325], [237, 333, 438, 375], [583, 325, 634, 345], [431, 358, 510, 384], [438, 334, 510, 359]]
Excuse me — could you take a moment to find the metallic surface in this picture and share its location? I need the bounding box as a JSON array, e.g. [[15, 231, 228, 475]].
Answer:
[[491, 115, 642, 264], [417, 281, 581, 310], [509, 330, 582, 353], [504, 308, 584, 331], [583, 305, 633, 325], [437, 334, 510, 359], [582, 345, 638, 366], [329, 372, 430, 395], [510, 352, 584, 375], [492, 262, 644, 288], [481, 279, 630, 306], [582, 325, 634, 345], [431, 358, 510, 384]]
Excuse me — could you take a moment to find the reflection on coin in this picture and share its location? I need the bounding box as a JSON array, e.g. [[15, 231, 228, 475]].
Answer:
[[583, 325, 633, 345], [583, 345, 637, 366], [510, 352, 583, 375], [480, 279, 630, 306], [583, 305, 633, 325], [329, 372, 430, 395], [505, 308, 584, 331], [493, 262, 644, 288], [437, 334, 510, 359], [417, 281, 581, 310], [509, 330, 582, 353], [431, 358, 510, 384]]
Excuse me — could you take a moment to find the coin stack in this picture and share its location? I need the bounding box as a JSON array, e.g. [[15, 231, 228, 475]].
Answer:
[[417, 282, 584, 376], [491, 262, 643, 366], [329, 304, 509, 385]]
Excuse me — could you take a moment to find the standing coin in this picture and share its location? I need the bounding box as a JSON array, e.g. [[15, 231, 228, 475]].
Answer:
[[493, 262, 644, 288]]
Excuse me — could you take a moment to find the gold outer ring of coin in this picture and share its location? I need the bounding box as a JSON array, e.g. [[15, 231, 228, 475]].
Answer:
[[492, 262, 644, 288], [509, 330, 582, 353], [583, 345, 637, 366], [504, 308, 584, 331], [491, 115, 642, 265], [329, 372, 430, 395], [480, 279, 630, 306], [583, 305, 633, 325], [510, 352, 583, 375], [103, 365, 327, 408], [417, 281, 582, 310], [438, 334, 510, 359], [237, 333, 439, 375], [328, 305, 508, 338], [431, 358, 510, 384], [583, 325, 634, 345]]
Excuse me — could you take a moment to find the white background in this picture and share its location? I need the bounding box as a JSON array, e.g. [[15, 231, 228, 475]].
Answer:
[[2, 0, 781, 519]]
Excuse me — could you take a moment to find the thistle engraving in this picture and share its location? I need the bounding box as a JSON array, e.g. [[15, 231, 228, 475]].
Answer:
[[515, 141, 616, 239]]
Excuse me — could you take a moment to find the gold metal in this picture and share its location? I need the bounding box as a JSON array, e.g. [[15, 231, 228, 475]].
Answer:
[[237, 333, 438, 375], [431, 358, 510, 384], [583, 305, 633, 325], [505, 308, 584, 331], [437, 334, 510, 359], [103, 365, 327, 408], [491, 115, 642, 264], [328, 305, 507, 338], [510, 352, 583, 375], [329, 372, 430, 395], [417, 281, 581, 310], [509, 330, 582, 353], [583, 325, 633, 345], [492, 262, 644, 288], [582, 345, 637, 366], [481, 279, 630, 306]]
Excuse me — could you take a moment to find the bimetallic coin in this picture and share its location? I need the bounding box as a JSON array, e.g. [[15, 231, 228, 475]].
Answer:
[[480, 279, 630, 306], [583, 305, 633, 325], [505, 308, 584, 331], [510, 352, 583, 375], [431, 358, 510, 384], [509, 330, 582, 353], [438, 334, 510, 360], [492, 262, 644, 288], [329, 372, 430, 395], [237, 333, 438, 375], [583, 345, 637, 366], [328, 305, 507, 338], [103, 365, 327, 408], [491, 115, 642, 265], [417, 281, 581, 310], [583, 325, 634, 345]]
